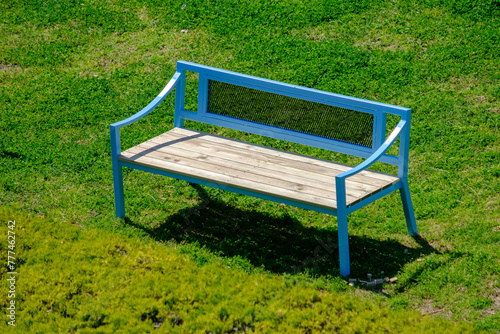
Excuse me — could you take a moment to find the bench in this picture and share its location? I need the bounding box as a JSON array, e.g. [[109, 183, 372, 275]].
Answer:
[[110, 61, 418, 277]]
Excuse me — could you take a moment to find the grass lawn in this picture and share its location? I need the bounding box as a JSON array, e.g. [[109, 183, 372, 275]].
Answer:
[[0, 206, 480, 333], [1, 0, 499, 332]]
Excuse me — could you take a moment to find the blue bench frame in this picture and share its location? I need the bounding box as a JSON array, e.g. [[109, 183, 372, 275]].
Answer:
[[110, 61, 418, 277]]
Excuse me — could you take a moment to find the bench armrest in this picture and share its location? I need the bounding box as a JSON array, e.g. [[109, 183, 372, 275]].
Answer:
[[336, 120, 406, 182], [110, 72, 181, 156], [111, 71, 181, 130]]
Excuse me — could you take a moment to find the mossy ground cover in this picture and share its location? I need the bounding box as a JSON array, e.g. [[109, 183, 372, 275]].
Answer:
[[0, 207, 478, 332], [0, 0, 499, 332]]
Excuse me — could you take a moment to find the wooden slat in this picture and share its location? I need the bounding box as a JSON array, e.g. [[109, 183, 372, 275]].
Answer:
[[142, 135, 379, 196], [170, 128, 398, 184], [123, 145, 350, 202], [151, 129, 393, 190], [134, 140, 344, 194], [119, 128, 400, 208], [119, 152, 338, 209]]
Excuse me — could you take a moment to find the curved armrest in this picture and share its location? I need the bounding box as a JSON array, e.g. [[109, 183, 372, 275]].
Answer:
[[110, 71, 181, 129], [110, 72, 181, 157], [336, 120, 406, 181]]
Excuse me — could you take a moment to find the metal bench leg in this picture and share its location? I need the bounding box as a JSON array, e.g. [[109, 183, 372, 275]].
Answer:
[[337, 210, 350, 277], [400, 181, 418, 236], [336, 177, 350, 277], [112, 160, 125, 218]]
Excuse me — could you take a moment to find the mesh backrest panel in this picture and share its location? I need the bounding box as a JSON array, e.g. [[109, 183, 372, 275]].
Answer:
[[207, 80, 374, 148]]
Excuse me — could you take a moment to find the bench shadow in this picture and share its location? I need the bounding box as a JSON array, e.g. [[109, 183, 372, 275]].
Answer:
[[126, 184, 438, 279]]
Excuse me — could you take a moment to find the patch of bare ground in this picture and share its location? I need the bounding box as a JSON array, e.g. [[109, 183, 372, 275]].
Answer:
[[420, 299, 447, 317], [482, 285, 499, 317], [0, 64, 21, 72]]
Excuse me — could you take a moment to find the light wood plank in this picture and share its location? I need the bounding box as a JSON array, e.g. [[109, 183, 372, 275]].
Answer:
[[119, 152, 338, 209], [169, 128, 399, 183], [135, 139, 342, 193], [119, 128, 400, 208], [156, 129, 398, 187], [143, 135, 381, 195], [122, 145, 359, 203]]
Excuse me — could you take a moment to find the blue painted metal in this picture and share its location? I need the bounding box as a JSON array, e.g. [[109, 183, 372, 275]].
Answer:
[[393, 110, 417, 236], [400, 181, 418, 236], [111, 61, 418, 276], [335, 120, 406, 181], [112, 72, 181, 130], [176, 61, 411, 117], [335, 177, 350, 276], [372, 112, 387, 150], [398, 109, 412, 180], [346, 182, 402, 214], [197, 74, 209, 116], [110, 126, 125, 218], [178, 110, 197, 120], [110, 72, 181, 218], [174, 70, 186, 128]]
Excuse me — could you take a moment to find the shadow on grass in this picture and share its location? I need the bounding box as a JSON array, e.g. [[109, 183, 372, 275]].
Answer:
[[127, 184, 438, 278]]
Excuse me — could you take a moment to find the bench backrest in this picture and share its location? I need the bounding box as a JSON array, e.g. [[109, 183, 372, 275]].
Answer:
[[173, 61, 411, 176], [206, 79, 374, 148]]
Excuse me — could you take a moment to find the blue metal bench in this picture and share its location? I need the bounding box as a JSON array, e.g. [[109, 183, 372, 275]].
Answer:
[[110, 61, 418, 277]]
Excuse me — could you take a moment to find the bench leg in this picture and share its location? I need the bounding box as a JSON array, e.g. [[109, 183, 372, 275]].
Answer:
[[400, 181, 418, 236], [337, 211, 350, 277], [112, 161, 125, 218]]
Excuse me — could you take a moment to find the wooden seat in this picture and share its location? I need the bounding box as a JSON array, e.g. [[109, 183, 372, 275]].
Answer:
[[119, 128, 399, 210]]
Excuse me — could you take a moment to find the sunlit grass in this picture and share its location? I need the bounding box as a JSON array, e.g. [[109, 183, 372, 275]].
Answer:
[[0, 0, 499, 331]]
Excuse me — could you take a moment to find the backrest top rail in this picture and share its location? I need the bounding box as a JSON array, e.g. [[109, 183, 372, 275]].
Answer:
[[177, 60, 411, 118]]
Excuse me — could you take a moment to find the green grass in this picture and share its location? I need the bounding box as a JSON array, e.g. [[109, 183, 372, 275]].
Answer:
[[0, 206, 479, 333], [1, 0, 499, 332]]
